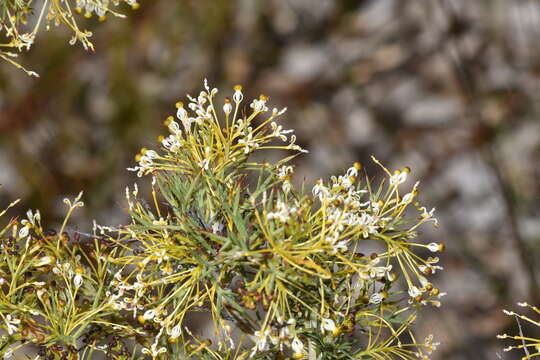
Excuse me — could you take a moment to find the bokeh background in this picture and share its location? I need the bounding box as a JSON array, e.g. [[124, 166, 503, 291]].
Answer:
[[1, 1, 539, 359]]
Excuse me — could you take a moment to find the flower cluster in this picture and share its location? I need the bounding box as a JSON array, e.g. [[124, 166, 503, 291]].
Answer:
[[130, 79, 305, 178], [0, 0, 140, 76]]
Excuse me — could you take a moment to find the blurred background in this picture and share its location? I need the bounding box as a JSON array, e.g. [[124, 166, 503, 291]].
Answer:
[[0, 0, 539, 358]]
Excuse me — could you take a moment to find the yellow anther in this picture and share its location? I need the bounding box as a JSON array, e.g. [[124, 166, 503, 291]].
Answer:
[[164, 116, 173, 126]]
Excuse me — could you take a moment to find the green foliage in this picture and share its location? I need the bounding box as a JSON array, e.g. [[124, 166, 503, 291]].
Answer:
[[0, 81, 444, 359]]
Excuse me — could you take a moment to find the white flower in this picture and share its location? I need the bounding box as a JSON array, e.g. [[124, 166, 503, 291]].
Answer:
[[419, 264, 443, 275], [369, 292, 384, 304], [291, 337, 304, 358], [168, 324, 181, 339], [238, 129, 260, 154], [4, 315, 21, 335], [321, 318, 338, 335], [223, 100, 233, 115], [272, 107, 287, 116], [63, 191, 84, 208], [252, 329, 270, 354], [168, 119, 182, 135], [162, 135, 182, 153], [18, 225, 29, 238], [24, 209, 40, 226], [277, 165, 293, 179], [368, 265, 393, 279], [287, 134, 308, 153], [346, 163, 361, 177], [233, 85, 243, 103], [211, 221, 224, 234], [408, 286, 422, 299], [419, 207, 439, 226], [390, 169, 409, 185], [276, 317, 296, 339], [312, 180, 330, 201], [143, 309, 156, 320], [3, 348, 13, 360], [175, 103, 193, 132], [176, 105, 188, 121], [282, 180, 291, 194], [271, 121, 294, 141], [332, 240, 349, 254], [74, 274, 83, 288], [402, 193, 414, 204], [266, 200, 296, 223], [198, 159, 210, 170], [250, 95, 269, 113], [423, 334, 440, 355], [426, 242, 444, 252], [152, 218, 167, 226], [141, 343, 167, 358]]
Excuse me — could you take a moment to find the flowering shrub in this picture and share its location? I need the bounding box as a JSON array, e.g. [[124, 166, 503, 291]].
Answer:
[[0, 0, 140, 76], [0, 81, 444, 359], [0, 194, 139, 359]]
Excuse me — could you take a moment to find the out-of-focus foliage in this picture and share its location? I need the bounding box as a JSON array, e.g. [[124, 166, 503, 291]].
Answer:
[[0, 0, 140, 75], [0, 0, 539, 359]]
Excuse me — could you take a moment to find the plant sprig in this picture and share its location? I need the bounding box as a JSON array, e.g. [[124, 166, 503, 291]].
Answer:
[[0, 0, 141, 76]]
